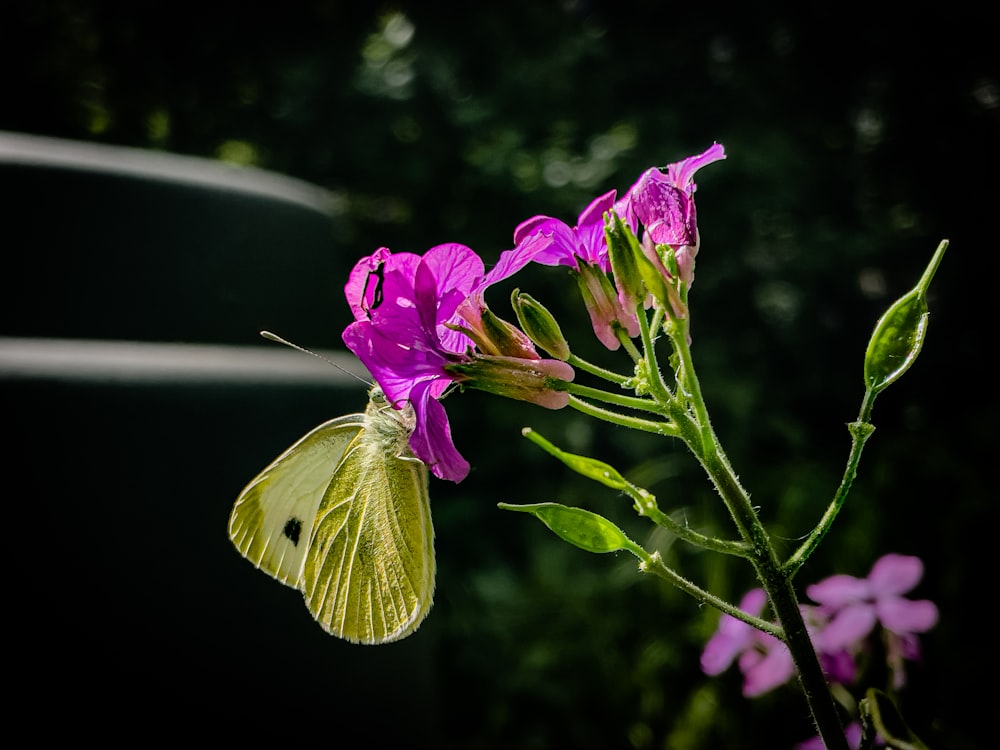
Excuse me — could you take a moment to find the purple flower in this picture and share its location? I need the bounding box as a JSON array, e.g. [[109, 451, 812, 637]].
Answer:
[[513, 190, 640, 350], [342, 239, 572, 483], [617, 143, 726, 289], [700, 588, 797, 697], [343, 244, 478, 482], [807, 553, 938, 688], [806, 554, 939, 650], [516, 189, 623, 272], [453, 231, 556, 358], [701, 588, 858, 697], [700, 588, 767, 675]]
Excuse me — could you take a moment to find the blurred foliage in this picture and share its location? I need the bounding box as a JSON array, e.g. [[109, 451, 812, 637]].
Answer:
[[4, 1, 997, 747]]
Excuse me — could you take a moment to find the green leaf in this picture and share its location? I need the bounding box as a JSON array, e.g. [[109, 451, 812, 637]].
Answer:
[[863, 240, 947, 395], [498, 502, 637, 554]]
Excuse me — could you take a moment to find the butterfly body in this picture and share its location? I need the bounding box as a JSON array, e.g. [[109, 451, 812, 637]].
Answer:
[[229, 387, 434, 644]]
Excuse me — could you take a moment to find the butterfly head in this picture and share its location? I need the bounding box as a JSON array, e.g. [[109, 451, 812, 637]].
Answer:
[[365, 385, 417, 454]]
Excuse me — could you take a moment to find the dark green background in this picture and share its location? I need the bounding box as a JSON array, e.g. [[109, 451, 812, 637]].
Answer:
[[4, 3, 996, 747]]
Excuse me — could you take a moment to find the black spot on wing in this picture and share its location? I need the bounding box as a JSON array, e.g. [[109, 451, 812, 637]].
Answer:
[[283, 517, 303, 545]]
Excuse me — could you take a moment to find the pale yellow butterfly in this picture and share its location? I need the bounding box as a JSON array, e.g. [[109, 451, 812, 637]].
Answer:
[[228, 386, 434, 644]]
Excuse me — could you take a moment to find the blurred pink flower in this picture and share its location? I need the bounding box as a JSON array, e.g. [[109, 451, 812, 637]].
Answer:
[[795, 721, 871, 750], [700, 588, 797, 697]]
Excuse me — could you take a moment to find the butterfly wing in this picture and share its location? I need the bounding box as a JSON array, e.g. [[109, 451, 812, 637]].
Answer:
[[228, 414, 365, 587], [302, 410, 434, 644]]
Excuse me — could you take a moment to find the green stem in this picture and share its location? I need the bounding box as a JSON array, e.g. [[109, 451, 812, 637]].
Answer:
[[648, 305, 666, 339], [859, 387, 878, 424], [618, 326, 645, 363], [632, 548, 783, 638], [567, 395, 678, 436], [669, 316, 713, 446], [783, 419, 875, 577], [666, 314, 849, 750], [624, 485, 751, 557], [567, 353, 633, 386], [637, 301, 673, 403], [565, 382, 665, 415], [695, 430, 848, 750]]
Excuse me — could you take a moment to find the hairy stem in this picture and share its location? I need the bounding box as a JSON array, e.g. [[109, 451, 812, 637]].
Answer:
[[567, 395, 678, 436], [666, 314, 849, 750]]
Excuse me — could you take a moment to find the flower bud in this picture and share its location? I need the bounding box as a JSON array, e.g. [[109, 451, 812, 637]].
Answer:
[[641, 235, 688, 319], [445, 354, 574, 409], [576, 261, 640, 350], [451, 302, 540, 359], [605, 210, 646, 313], [478, 307, 539, 359], [511, 290, 571, 360]]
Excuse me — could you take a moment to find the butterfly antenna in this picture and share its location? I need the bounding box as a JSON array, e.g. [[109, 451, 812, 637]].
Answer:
[[260, 330, 372, 386]]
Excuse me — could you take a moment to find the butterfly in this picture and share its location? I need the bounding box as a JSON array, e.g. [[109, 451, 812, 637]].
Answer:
[[228, 386, 434, 644]]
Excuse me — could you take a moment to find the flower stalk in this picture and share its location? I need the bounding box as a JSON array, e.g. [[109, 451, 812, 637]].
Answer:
[[679, 390, 851, 749]]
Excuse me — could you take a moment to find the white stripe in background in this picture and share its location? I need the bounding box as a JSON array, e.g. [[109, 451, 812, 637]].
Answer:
[[0, 337, 370, 386], [0, 130, 341, 218]]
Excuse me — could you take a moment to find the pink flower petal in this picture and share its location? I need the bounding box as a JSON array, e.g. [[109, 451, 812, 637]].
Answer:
[[701, 626, 749, 676], [631, 172, 694, 247], [699, 588, 767, 676], [806, 574, 871, 607], [867, 553, 924, 597], [741, 640, 794, 697], [819, 603, 878, 650], [876, 597, 939, 634], [665, 142, 727, 191], [407, 379, 470, 482]]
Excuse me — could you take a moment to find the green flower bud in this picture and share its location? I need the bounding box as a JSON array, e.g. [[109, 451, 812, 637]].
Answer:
[[478, 307, 539, 359], [605, 211, 646, 311], [511, 289, 571, 360], [449, 305, 539, 359], [604, 211, 682, 316]]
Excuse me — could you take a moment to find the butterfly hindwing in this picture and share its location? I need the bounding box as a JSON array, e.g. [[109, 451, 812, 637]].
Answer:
[[228, 414, 365, 587], [303, 395, 434, 644]]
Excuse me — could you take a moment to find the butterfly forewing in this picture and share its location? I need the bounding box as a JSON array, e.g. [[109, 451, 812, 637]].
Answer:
[[303, 401, 434, 644], [228, 415, 365, 586]]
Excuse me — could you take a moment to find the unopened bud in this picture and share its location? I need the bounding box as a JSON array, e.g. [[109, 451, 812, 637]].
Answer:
[[445, 354, 574, 409], [511, 290, 570, 360], [576, 262, 640, 350], [605, 211, 647, 313], [451, 303, 539, 359]]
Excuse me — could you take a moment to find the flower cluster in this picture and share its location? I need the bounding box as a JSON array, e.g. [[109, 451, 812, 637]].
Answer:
[[513, 142, 725, 345], [342, 144, 726, 481], [700, 553, 938, 748]]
